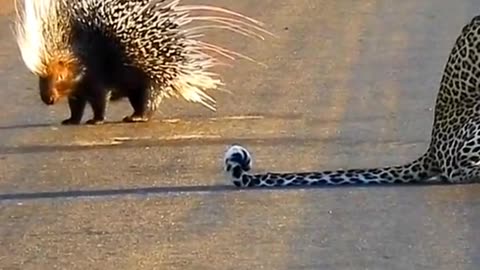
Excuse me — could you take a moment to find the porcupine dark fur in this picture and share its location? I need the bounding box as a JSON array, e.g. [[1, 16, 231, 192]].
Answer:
[[13, 0, 270, 124]]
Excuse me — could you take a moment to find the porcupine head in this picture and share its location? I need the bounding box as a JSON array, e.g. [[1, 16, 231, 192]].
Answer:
[[14, 0, 84, 106]]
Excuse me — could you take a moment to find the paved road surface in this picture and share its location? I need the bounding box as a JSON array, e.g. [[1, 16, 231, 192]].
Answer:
[[1, 0, 480, 269]]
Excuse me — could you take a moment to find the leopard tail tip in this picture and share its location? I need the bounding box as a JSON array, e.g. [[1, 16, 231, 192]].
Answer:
[[223, 145, 252, 186]]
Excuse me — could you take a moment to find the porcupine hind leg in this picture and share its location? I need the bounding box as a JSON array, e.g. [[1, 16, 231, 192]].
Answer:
[[61, 96, 87, 125], [123, 87, 152, 123]]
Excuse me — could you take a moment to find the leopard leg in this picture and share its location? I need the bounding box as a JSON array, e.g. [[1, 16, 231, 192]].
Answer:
[[446, 116, 480, 183]]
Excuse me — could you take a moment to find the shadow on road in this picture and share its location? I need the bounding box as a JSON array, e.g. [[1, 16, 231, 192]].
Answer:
[[0, 181, 458, 202], [0, 136, 427, 155], [0, 123, 54, 131]]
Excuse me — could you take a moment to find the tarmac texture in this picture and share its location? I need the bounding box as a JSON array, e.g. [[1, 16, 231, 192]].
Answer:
[[1, 0, 480, 269]]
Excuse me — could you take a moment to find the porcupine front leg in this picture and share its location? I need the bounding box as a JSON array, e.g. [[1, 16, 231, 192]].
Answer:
[[85, 87, 109, 125], [123, 87, 152, 123], [61, 96, 87, 125]]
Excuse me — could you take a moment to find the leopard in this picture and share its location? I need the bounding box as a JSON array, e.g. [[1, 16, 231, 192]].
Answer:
[[222, 15, 480, 188]]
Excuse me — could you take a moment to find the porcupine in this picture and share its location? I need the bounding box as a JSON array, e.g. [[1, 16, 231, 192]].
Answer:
[[13, 0, 269, 125]]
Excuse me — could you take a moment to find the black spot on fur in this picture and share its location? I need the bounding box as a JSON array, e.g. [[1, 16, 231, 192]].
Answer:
[[462, 59, 472, 70], [350, 177, 361, 183], [232, 166, 242, 179], [308, 174, 321, 180], [363, 173, 377, 180], [379, 172, 390, 179], [469, 78, 477, 87], [311, 180, 328, 185], [229, 153, 244, 165], [242, 175, 250, 186], [418, 172, 428, 179], [459, 160, 471, 167]]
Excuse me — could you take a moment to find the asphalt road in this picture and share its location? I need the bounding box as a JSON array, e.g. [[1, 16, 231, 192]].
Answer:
[[1, 0, 480, 269]]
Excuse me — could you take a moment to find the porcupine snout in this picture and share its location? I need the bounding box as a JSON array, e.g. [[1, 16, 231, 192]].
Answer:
[[39, 77, 60, 105], [42, 95, 57, 105]]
